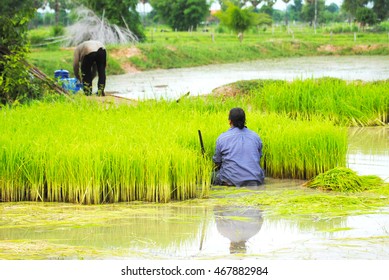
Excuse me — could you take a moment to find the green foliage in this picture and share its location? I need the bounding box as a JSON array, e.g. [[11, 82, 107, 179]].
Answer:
[[301, 0, 326, 24], [28, 27, 53, 45], [150, 0, 210, 31], [341, 0, 369, 18], [216, 3, 262, 36], [342, 0, 388, 22], [324, 23, 359, 33], [356, 7, 378, 28], [0, 51, 43, 105], [0, 1, 46, 105], [51, 25, 65, 37], [372, 0, 389, 21], [376, 21, 389, 31]]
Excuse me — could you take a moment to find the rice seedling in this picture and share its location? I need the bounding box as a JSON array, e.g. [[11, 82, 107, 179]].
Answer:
[[303, 167, 385, 192], [248, 78, 389, 126], [0, 93, 348, 204]]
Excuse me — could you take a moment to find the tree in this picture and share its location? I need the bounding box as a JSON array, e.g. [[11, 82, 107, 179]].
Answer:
[[341, 0, 368, 20], [46, 0, 75, 25], [150, 0, 210, 31], [216, 2, 268, 41], [80, 0, 145, 40], [302, 0, 325, 25], [356, 7, 377, 29], [250, 0, 263, 9], [218, 0, 247, 10], [372, 0, 389, 21], [322, 3, 343, 23], [259, 4, 274, 16], [327, 2, 339, 13], [0, 1, 46, 104], [288, 0, 303, 22], [342, 0, 386, 23]]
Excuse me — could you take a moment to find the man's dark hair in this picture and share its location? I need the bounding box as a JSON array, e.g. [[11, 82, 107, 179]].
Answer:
[[229, 108, 246, 129]]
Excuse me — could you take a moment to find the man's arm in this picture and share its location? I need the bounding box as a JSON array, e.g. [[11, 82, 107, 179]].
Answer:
[[212, 139, 222, 170]]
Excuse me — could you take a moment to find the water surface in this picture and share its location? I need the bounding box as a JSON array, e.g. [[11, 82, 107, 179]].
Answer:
[[347, 127, 389, 182], [106, 56, 389, 100]]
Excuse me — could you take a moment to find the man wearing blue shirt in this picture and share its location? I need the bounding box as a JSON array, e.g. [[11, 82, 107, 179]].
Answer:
[[212, 108, 265, 187]]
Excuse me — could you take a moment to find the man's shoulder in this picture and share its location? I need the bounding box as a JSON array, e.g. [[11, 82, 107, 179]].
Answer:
[[216, 129, 234, 142], [245, 128, 259, 135]]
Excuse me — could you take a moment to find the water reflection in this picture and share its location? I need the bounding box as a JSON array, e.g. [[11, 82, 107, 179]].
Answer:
[[214, 206, 263, 255], [1, 202, 389, 259], [347, 127, 389, 181]]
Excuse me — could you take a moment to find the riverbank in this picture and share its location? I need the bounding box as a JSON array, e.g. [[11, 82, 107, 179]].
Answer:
[[27, 29, 389, 77]]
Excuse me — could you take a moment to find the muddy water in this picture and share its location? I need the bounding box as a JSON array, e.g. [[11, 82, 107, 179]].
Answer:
[[1, 198, 388, 260], [106, 56, 389, 100]]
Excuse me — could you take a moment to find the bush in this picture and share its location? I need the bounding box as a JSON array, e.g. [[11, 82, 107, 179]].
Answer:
[[325, 23, 359, 33], [51, 25, 65, 37], [377, 21, 389, 32], [0, 7, 47, 105]]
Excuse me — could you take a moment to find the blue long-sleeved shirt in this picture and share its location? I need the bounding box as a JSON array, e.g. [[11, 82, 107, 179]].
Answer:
[[212, 127, 265, 186]]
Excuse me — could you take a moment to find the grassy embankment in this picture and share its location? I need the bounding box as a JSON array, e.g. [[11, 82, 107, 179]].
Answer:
[[27, 24, 389, 76]]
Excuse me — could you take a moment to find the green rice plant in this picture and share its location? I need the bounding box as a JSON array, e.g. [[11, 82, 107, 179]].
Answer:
[[303, 167, 384, 192], [249, 78, 389, 126], [0, 93, 348, 204], [249, 113, 348, 179]]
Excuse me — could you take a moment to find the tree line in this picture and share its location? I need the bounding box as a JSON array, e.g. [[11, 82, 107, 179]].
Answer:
[[28, 1, 389, 34]]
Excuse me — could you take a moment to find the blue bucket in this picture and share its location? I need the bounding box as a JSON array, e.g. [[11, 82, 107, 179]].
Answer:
[[61, 78, 83, 93], [54, 69, 69, 79]]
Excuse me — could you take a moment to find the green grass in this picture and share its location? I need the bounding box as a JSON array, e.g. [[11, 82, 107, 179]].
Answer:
[[28, 47, 123, 78], [27, 24, 389, 75]]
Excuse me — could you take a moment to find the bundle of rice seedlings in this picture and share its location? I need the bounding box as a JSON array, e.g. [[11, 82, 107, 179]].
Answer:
[[303, 167, 384, 192]]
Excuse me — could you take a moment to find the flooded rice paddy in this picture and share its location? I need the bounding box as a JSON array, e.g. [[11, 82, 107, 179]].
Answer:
[[1, 56, 388, 260], [0, 127, 388, 260]]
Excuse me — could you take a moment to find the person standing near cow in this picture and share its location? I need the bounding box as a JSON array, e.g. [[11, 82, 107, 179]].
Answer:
[[73, 40, 107, 96]]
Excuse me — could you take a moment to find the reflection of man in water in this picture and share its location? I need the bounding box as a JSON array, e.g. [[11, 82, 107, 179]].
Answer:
[[214, 206, 263, 254]]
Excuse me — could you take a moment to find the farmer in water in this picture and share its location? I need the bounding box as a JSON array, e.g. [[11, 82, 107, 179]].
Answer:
[[73, 40, 107, 96], [212, 107, 265, 187]]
